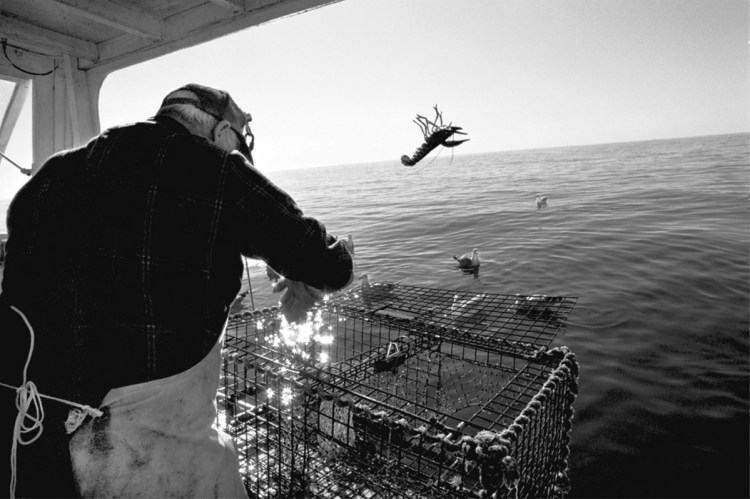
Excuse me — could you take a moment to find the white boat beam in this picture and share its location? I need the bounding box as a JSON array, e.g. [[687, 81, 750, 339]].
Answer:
[[30, 56, 104, 172], [0, 15, 99, 62], [44, 0, 164, 40]]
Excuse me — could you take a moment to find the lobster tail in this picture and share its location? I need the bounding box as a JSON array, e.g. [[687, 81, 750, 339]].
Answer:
[[401, 141, 436, 166], [401, 128, 456, 166], [400, 154, 417, 167]]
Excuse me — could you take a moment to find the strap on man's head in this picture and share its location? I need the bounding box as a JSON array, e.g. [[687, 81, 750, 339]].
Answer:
[[158, 83, 253, 161]]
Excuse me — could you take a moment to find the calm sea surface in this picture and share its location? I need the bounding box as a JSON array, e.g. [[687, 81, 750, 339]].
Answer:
[[260, 133, 749, 498], [1, 133, 748, 497]]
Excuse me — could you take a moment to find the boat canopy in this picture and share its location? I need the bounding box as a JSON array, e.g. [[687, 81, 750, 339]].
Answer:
[[0, 0, 340, 174]]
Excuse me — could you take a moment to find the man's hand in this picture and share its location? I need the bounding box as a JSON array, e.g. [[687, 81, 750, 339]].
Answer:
[[267, 268, 325, 324]]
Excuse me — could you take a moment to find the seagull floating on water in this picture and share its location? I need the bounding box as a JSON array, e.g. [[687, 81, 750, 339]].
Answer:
[[229, 290, 249, 314], [536, 194, 548, 208], [453, 248, 480, 269]]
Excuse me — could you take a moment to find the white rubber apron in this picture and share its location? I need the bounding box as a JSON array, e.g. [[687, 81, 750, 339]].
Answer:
[[68, 333, 248, 498]]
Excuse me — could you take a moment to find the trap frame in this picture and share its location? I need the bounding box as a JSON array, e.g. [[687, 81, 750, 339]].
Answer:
[[218, 282, 579, 498]]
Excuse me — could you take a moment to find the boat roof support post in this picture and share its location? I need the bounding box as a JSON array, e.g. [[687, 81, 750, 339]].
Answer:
[[62, 54, 101, 147], [0, 79, 30, 158], [31, 56, 103, 173]]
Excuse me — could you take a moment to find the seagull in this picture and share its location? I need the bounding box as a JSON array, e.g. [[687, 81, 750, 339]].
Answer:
[[453, 248, 480, 269], [229, 290, 249, 314], [536, 194, 548, 208]]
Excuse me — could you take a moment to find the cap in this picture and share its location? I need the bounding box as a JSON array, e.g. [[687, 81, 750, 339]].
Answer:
[[159, 83, 251, 134], [159, 83, 254, 162]]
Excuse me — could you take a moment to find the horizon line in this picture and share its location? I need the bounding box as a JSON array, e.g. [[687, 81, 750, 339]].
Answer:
[[266, 130, 750, 173]]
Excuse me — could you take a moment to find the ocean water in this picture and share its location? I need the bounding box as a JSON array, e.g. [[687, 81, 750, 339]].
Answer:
[[254, 133, 747, 498], [1, 133, 748, 497]]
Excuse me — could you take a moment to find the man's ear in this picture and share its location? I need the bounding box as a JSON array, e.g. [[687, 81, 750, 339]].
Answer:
[[211, 120, 231, 142]]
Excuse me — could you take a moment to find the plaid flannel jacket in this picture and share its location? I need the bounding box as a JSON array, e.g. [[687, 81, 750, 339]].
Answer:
[[1, 116, 353, 406]]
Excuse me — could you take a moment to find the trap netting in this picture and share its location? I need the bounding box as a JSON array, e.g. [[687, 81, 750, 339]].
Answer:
[[217, 282, 579, 498]]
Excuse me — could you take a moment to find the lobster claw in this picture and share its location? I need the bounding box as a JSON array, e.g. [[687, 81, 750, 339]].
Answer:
[[443, 133, 470, 147], [442, 126, 469, 148], [443, 138, 470, 148]]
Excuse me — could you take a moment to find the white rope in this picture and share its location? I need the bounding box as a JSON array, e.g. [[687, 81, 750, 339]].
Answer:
[[0, 306, 103, 499]]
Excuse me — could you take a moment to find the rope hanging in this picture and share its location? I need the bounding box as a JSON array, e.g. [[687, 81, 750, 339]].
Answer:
[[0, 306, 103, 499], [243, 258, 255, 310]]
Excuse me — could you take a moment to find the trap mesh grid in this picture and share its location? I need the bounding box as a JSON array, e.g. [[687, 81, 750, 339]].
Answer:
[[218, 282, 579, 498]]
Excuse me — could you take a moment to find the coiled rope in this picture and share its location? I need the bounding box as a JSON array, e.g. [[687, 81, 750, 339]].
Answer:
[[0, 306, 103, 499]]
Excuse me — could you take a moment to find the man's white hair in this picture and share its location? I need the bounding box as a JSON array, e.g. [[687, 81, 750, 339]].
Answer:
[[156, 89, 217, 134]]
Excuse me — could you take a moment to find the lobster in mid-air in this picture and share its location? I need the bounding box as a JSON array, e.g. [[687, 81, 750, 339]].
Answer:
[[401, 105, 469, 167]]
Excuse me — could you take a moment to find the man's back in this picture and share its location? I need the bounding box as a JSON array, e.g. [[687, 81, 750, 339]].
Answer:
[[1, 118, 250, 496], [2, 118, 244, 406]]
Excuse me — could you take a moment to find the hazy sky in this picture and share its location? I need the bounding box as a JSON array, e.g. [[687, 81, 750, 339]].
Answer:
[[1, 0, 748, 200]]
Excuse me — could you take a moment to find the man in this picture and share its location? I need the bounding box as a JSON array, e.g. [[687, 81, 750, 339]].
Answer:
[[0, 83, 353, 497]]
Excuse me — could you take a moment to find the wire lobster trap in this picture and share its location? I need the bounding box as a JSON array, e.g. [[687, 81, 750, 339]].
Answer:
[[218, 282, 579, 498]]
